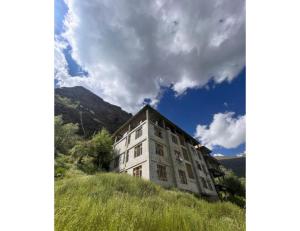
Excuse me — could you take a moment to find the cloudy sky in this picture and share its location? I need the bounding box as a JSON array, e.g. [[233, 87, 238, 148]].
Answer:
[[55, 0, 245, 156]]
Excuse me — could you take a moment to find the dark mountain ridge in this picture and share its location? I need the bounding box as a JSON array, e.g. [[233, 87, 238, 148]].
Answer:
[[216, 156, 246, 178], [55, 86, 132, 137]]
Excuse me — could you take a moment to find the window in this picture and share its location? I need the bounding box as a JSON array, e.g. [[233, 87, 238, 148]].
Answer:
[[179, 136, 185, 146], [125, 152, 129, 163], [174, 150, 182, 161], [207, 179, 213, 191], [154, 126, 163, 138], [178, 170, 187, 184], [196, 161, 202, 171], [155, 143, 164, 156], [171, 135, 178, 144], [133, 165, 142, 178], [157, 164, 167, 181], [134, 143, 143, 158], [122, 153, 126, 164], [135, 127, 143, 139], [185, 163, 195, 179], [197, 152, 203, 161], [182, 148, 189, 161], [114, 156, 120, 168], [127, 134, 131, 144], [202, 164, 208, 175], [201, 177, 208, 189]]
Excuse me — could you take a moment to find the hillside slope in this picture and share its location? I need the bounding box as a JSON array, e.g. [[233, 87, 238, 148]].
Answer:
[[55, 173, 245, 231], [55, 86, 132, 137], [216, 156, 246, 177]]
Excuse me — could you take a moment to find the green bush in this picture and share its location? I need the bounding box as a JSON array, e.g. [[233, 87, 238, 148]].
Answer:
[[55, 115, 80, 155], [228, 195, 246, 209], [55, 155, 73, 178], [55, 173, 245, 231], [70, 129, 113, 173]]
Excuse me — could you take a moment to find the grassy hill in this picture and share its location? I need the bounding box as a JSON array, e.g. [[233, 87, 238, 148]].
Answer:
[[55, 173, 245, 231]]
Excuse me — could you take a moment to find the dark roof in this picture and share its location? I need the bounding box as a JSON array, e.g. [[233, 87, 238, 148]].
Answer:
[[113, 105, 201, 146], [112, 105, 224, 165]]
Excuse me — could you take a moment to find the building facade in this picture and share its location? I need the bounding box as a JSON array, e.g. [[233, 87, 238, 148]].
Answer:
[[110, 105, 224, 200]]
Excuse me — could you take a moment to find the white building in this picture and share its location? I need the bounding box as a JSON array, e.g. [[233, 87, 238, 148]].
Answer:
[[110, 105, 224, 200]]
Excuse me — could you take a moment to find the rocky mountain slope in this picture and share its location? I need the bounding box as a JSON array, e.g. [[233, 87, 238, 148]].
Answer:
[[55, 86, 132, 137], [216, 156, 246, 178]]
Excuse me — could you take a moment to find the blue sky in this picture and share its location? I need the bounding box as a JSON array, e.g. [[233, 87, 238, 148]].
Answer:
[[55, 0, 245, 157]]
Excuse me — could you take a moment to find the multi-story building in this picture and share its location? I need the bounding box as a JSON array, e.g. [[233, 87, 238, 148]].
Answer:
[[110, 105, 224, 200]]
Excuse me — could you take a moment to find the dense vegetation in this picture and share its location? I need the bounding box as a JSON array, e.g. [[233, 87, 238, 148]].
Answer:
[[55, 173, 245, 231], [55, 115, 113, 177], [216, 168, 246, 208]]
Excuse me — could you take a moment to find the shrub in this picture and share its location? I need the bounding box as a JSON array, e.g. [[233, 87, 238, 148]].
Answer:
[[55, 115, 80, 155], [70, 129, 113, 173]]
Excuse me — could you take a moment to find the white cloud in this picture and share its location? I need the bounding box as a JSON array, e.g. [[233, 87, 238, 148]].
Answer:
[[194, 112, 245, 149], [236, 152, 246, 157], [213, 153, 224, 157], [55, 0, 245, 112]]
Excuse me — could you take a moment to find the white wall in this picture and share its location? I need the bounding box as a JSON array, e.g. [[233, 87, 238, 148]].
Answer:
[[112, 119, 218, 197], [111, 121, 150, 180]]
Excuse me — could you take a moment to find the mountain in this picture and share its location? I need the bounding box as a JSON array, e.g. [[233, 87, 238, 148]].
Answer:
[[55, 86, 132, 137], [216, 156, 246, 178]]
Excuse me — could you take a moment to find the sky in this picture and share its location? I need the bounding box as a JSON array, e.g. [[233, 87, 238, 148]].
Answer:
[[54, 0, 245, 157]]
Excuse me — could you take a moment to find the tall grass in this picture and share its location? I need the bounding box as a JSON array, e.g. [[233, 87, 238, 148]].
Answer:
[[55, 173, 245, 231]]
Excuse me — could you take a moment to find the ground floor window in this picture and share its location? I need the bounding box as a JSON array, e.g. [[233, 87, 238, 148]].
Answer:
[[114, 156, 120, 168], [207, 179, 213, 191], [133, 165, 142, 178], [157, 164, 167, 181], [178, 169, 187, 184], [201, 177, 208, 189]]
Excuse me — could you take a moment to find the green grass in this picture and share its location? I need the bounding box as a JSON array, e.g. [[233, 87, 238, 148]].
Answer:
[[55, 173, 245, 231]]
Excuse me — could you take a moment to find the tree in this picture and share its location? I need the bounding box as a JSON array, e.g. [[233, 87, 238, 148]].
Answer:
[[55, 115, 80, 155], [89, 129, 113, 170], [70, 140, 91, 164], [222, 174, 245, 197], [70, 128, 113, 172]]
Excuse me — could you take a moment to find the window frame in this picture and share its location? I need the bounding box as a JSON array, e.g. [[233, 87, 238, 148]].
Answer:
[[196, 160, 202, 171], [133, 165, 142, 178], [127, 134, 131, 144], [207, 179, 213, 191], [174, 150, 182, 161], [178, 169, 187, 184], [201, 177, 208, 189], [134, 143, 143, 158], [182, 148, 189, 161], [154, 126, 163, 138], [155, 142, 164, 156], [157, 164, 167, 181], [185, 163, 195, 179], [171, 135, 178, 144], [135, 127, 143, 139], [114, 156, 120, 168]]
